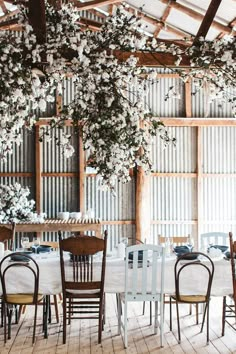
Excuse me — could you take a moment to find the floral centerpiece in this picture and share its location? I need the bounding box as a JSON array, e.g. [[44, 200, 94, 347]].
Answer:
[[0, 183, 44, 223]]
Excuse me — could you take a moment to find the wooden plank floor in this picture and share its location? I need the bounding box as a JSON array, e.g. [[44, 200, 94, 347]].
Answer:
[[0, 295, 236, 353]]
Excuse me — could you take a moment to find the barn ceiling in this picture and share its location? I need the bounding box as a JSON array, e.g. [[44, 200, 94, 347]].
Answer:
[[0, 0, 235, 43]]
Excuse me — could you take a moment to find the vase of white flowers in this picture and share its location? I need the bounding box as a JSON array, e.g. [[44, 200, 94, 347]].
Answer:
[[0, 183, 43, 223]]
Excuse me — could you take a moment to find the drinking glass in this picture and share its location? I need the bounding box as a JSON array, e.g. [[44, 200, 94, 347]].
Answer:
[[21, 236, 30, 251], [33, 237, 40, 253]]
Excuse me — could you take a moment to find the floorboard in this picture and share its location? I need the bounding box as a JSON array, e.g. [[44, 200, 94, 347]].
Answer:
[[0, 296, 235, 353]]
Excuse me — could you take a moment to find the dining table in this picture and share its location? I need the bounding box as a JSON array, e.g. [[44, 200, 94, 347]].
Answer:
[[2, 252, 233, 297]]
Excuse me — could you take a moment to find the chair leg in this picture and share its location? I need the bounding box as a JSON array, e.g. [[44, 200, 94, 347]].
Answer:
[[98, 295, 104, 344], [169, 297, 172, 331], [150, 301, 152, 325], [160, 297, 164, 348], [196, 303, 199, 324], [176, 301, 181, 343], [7, 306, 13, 340], [201, 303, 208, 333], [222, 296, 226, 336], [3, 303, 7, 343], [63, 297, 67, 344], [206, 302, 210, 344], [154, 301, 158, 334], [117, 294, 121, 335], [124, 301, 128, 349], [32, 304, 38, 344], [53, 295, 59, 323], [143, 301, 145, 315]]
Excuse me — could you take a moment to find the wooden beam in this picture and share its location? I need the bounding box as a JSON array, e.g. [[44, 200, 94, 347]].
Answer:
[[0, 9, 19, 22], [28, 0, 46, 44], [79, 133, 85, 214], [185, 80, 192, 118], [0, 0, 7, 13], [75, 0, 121, 10], [159, 0, 232, 34], [135, 166, 151, 243], [47, 0, 62, 10], [126, 5, 190, 39], [79, 17, 103, 30], [152, 173, 196, 177], [159, 118, 236, 126], [194, 0, 222, 41], [113, 50, 190, 67], [0, 173, 33, 177], [35, 126, 41, 214], [154, 2, 172, 38]]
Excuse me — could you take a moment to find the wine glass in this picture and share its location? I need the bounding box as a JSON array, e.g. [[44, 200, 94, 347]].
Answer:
[[21, 236, 29, 251], [33, 237, 40, 253]]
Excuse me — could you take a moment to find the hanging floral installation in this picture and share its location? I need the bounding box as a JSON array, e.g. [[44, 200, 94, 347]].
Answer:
[[0, 2, 235, 189]]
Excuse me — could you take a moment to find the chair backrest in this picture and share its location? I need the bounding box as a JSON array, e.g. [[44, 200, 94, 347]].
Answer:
[[0, 223, 15, 250], [200, 232, 228, 250], [0, 252, 40, 304], [125, 244, 165, 302], [174, 252, 214, 301], [59, 232, 107, 295], [229, 232, 236, 306], [158, 235, 191, 246]]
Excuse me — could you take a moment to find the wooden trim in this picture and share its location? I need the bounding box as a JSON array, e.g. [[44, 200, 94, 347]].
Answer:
[[159, 118, 236, 126], [41, 173, 77, 177], [35, 126, 41, 214], [0, 0, 7, 13], [194, 0, 222, 41], [151, 173, 197, 177], [101, 220, 135, 225], [159, 0, 232, 34], [79, 17, 103, 30], [75, 0, 121, 10], [0, 173, 33, 177], [154, 2, 172, 38], [151, 220, 197, 225], [185, 80, 192, 118], [196, 126, 202, 249]]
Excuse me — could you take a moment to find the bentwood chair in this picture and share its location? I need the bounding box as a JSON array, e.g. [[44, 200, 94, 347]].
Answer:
[[118, 244, 165, 348], [59, 231, 107, 344], [222, 232, 236, 335], [170, 252, 214, 344], [0, 253, 48, 344]]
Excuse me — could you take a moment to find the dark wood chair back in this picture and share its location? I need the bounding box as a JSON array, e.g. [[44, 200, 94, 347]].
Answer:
[[0, 222, 15, 250], [58, 231, 107, 344], [229, 232, 236, 307]]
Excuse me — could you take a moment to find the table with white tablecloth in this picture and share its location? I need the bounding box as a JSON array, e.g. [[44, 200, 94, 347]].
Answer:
[[2, 254, 233, 297]]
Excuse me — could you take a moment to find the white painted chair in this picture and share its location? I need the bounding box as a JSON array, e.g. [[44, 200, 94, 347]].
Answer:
[[200, 232, 228, 251], [117, 244, 165, 348]]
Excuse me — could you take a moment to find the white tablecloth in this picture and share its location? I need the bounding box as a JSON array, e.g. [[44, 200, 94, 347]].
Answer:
[[2, 254, 233, 297]]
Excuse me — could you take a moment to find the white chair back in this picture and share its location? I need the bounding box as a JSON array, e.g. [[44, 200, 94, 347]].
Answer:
[[200, 232, 228, 250], [125, 244, 165, 302]]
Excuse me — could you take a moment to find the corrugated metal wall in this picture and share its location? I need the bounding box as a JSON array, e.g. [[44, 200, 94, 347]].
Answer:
[[1, 66, 235, 247]]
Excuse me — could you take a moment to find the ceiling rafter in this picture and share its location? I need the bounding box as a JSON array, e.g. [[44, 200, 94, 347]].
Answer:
[[126, 5, 191, 39], [159, 0, 232, 34], [74, 0, 121, 10], [0, 0, 7, 13], [194, 0, 222, 41], [153, 1, 172, 38]]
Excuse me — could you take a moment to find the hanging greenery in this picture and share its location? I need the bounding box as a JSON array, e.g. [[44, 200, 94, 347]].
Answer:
[[0, 3, 235, 189]]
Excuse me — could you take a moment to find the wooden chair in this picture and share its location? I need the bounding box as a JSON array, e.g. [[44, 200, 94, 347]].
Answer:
[[222, 232, 236, 335], [0, 252, 48, 343], [170, 252, 214, 344], [117, 244, 165, 348], [0, 223, 15, 251], [59, 231, 107, 344]]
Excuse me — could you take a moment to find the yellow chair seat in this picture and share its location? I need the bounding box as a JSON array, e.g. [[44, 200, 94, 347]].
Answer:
[[172, 294, 206, 303], [6, 293, 44, 305]]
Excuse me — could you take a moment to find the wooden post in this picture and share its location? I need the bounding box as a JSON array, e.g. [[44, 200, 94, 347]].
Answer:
[[35, 126, 42, 239], [79, 134, 85, 213], [28, 0, 46, 44], [135, 167, 151, 243]]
